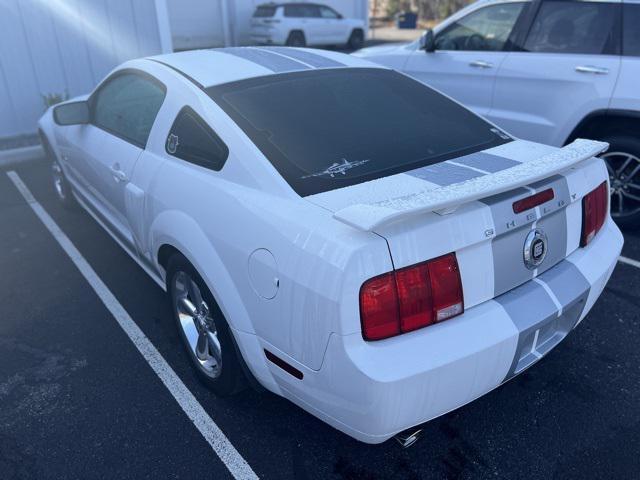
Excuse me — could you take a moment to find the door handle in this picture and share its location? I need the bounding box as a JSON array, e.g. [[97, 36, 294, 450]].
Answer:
[[575, 65, 609, 75], [110, 164, 128, 183], [469, 60, 493, 69]]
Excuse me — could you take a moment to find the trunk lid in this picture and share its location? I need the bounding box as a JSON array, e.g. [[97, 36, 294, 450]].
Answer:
[[306, 139, 609, 308]]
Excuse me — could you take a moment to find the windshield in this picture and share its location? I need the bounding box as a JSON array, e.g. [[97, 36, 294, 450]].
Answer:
[[207, 68, 510, 196]]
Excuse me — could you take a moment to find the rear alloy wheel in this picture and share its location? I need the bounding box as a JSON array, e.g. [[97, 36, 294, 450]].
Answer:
[[348, 29, 364, 50], [286, 31, 306, 47], [167, 255, 245, 395], [600, 135, 640, 228], [174, 270, 223, 379]]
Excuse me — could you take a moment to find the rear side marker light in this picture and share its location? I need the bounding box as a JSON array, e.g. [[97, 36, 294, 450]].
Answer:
[[360, 253, 464, 341], [581, 181, 608, 247], [512, 188, 555, 214], [264, 349, 303, 379]]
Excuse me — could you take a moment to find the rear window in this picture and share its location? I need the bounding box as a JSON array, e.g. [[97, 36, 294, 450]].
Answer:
[[284, 4, 320, 18], [253, 5, 277, 18], [207, 69, 510, 197]]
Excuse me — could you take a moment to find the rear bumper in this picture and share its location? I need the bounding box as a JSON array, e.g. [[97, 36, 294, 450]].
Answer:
[[249, 31, 286, 45], [278, 218, 623, 443]]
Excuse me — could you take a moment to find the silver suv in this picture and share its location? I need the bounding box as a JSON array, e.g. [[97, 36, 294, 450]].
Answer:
[[356, 0, 640, 225]]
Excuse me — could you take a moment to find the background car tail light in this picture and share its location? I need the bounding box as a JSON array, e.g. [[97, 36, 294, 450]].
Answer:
[[360, 253, 464, 341], [581, 182, 608, 247]]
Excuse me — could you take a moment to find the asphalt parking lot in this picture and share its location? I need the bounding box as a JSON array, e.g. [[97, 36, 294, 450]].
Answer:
[[1, 159, 639, 480]]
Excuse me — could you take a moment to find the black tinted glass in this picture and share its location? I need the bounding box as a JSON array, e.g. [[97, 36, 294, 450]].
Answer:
[[284, 4, 318, 17], [166, 107, 229, 171], [624, 4, 640, 56], [523, 2, 618, 54], [207, 69, 509, 196], [254, 6, 276, 17], [284, 5, 302, 17], [320, 6, 339, 19]]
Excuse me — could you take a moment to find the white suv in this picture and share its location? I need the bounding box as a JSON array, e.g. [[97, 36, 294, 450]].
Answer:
[[250, 2, 366, 50], [355, 0, 640, 226]]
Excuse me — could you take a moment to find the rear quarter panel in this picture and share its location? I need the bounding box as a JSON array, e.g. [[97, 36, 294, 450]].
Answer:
[[139, 75, 393, 372]]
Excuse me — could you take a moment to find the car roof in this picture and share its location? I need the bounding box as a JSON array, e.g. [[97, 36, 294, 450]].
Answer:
[[148, 47, 383, 88]]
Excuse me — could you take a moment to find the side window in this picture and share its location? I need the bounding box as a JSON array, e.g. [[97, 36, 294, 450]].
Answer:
[[435, 3, 524, 51], [92, 73, 165, 147], [304, 5, 321, 18], [623, 5, 640, 56], [166, 107, 229, 171], [284, 5, 319, 18], [523, 2, 619, 55], [320, 6, 339, 19], [284, 5, 302, 17]]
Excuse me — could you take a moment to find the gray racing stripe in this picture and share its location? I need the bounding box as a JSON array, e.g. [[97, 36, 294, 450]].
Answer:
[[482, 187, 536, 236], [483, 174, 572, 297], [491, 224, 535, 297], [450, 152, 520, 173], [498, 259, 591, 381], [219, 47, 310, 72], [258, 47, 345, 68], [406, 162, 485, 186], [537, 261, 590, 317], [497, 279, 558, 337], [534, 208, 567, 276]]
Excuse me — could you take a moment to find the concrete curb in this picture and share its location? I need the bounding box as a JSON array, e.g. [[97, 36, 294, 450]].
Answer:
[[0, 145, 45, 169]]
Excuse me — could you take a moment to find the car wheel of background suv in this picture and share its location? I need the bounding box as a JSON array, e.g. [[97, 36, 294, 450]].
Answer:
[[600, 134, 640, 228], [167, 253, 246, 396], [348, 29, 364, 50], [286, 31, 306, 47]]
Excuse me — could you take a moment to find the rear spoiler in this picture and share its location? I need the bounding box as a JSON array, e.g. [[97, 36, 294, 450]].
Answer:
[[333, 139, 608, 232]]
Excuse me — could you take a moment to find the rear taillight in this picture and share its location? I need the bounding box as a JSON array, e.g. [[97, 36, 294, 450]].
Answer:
[[360, 253, 464, 341], [581, 181, 608, 247], [359, 272, 400, 340]]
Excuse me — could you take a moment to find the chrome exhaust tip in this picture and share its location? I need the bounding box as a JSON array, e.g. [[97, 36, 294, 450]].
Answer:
[[394, 428, 423, 448]]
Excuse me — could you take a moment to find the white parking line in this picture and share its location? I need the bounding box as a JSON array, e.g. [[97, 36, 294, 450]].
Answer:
[[619, 255, 640, 269], [6, 171, 258, 480]]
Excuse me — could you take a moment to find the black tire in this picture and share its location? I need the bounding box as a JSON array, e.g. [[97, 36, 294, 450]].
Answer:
[[166, 254, 246, 396], [286, 30, 306, 47], [347, 29, 364, 50], [41, 134, 76, 210], [598, 134, 640, 228]]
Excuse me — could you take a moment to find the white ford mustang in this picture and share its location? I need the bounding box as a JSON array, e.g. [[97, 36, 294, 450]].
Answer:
[[38, 47, 623, 444]]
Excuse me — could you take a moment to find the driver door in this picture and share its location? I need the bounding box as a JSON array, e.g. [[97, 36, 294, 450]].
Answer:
[[73, 71, 165, 247], [404, 2, 526, 117]]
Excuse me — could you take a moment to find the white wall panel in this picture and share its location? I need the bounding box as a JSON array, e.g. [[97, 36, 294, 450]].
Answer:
[[0, 0, 170, 139]]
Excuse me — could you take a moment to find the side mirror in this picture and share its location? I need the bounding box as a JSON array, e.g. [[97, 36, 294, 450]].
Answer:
[[337, 13, 343, 19], [53, 101, 90, 126], [419, 29, 436, 53]]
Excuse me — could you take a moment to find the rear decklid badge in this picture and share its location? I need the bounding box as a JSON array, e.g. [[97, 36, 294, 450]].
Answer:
[[524, 228, 548, 270]]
